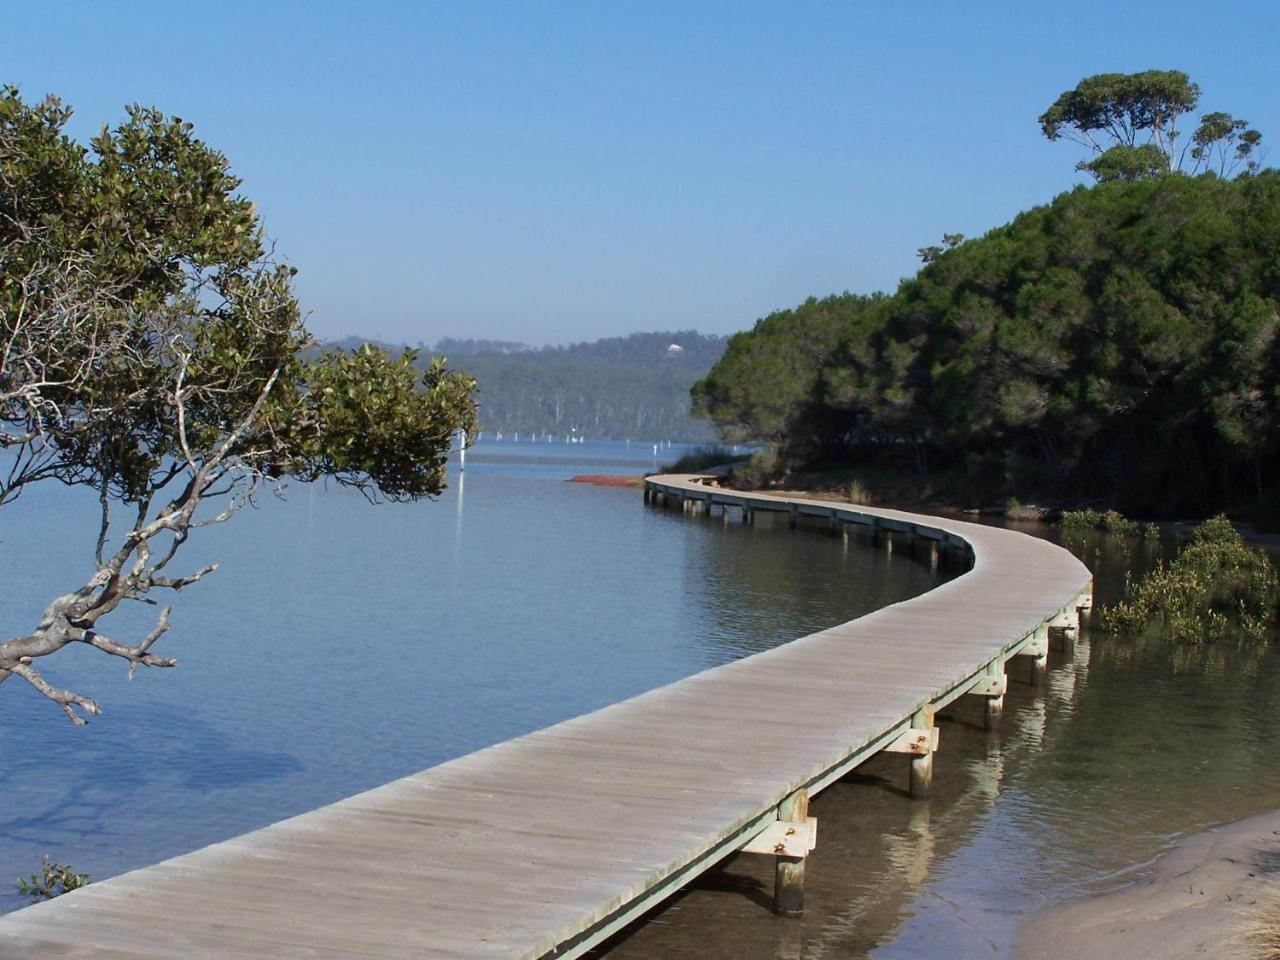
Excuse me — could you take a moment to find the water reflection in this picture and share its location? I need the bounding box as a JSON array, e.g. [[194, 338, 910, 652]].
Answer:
[[0, 450, 940, 916], [597, 521, 1280, 960]]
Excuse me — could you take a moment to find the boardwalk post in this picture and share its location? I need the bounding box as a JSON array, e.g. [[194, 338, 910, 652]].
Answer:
[[910, 705, 934, 798], [1028, 624, 1050, 683], [1049, 609, 1078, 652], [1077, 584, 1094, 618], [982, 659, 1006, 729], [774, 788, 809, 917], [742, 505, 752, 524], [928, 539, 940, 574], [789, 504, 799, 529]]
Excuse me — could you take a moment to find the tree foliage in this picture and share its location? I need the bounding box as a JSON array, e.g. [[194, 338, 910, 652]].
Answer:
[[1040, 70, 1263, 181], [692, 294, 884, 462], [0, 88, 476, 722], [695, 171, 1280, 515]]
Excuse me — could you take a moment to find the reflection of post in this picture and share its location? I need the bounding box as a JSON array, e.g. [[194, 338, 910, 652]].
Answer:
[[458, 429, 466, 472], [770, 919, 804, 960], [1018, 695, 1048, 749], [451, 470, 465, 566], [972, 730, 1006, 805], [905, 802, 934, 888], [883, 801, 936, 893]]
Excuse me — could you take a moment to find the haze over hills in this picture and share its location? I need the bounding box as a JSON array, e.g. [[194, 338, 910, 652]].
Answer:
[[326, 331, 729, 442]]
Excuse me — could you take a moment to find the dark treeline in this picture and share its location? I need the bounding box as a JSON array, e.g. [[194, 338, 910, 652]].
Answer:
[[328, 331, 727, 442], [694, 171, 1280, 516]]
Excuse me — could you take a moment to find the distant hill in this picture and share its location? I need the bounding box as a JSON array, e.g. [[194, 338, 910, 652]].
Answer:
[[323, 330, 729, 442]]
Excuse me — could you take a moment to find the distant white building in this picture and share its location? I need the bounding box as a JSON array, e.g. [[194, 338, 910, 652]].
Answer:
[[666, 344, 684, 354]]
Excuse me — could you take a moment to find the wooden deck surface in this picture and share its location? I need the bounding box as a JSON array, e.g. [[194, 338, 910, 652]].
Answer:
[[0, 476, 1091, 959]]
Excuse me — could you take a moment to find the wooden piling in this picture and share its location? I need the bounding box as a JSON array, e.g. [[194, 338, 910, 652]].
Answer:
[[1030, 624, 1049, 684], [984, 660, 1004, 730], [774, 789, 809, 917], [909, 705, 934, 799]]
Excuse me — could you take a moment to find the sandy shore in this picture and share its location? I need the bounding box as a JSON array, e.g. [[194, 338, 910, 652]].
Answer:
[[1012, 809, 1280, 959]]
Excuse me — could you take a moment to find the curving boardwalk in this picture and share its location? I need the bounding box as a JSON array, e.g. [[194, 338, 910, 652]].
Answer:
[[0, 476, 1091, 959]]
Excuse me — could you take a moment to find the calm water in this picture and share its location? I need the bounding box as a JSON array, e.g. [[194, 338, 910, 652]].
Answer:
[[4, 447, 1278, 959], [595, 526, 1280, 959], [0, 440, 937, 915]]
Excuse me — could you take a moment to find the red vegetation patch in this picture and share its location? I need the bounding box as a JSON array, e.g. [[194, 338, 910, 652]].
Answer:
[[568, 474, 644, 488]]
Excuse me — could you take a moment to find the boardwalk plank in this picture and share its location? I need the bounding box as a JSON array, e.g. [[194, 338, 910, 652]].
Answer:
[[0, 477, 1090, 959]]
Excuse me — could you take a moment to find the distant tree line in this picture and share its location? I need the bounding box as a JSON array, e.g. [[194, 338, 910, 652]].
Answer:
[[695, 72, 1276, 516], [442, 331, 725, 441], [326, 331, 728, 442]]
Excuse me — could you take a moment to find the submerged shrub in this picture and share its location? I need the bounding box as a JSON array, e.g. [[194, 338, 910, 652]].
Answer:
[[1060, 508, 1139, 536], [17, 855, 89, 902], [1100, 515, 1278, 642], [1060, 508, 1104, 529]]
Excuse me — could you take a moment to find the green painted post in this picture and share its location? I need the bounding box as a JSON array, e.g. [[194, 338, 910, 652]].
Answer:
[[774, 788, 809, 917], [909, 705, 934, 799], [1030, 624, 1049, 684], [984, 658, 1004, 730]]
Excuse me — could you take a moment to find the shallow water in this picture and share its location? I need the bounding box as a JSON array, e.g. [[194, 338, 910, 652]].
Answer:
[[0, 440, 940, 915], [594, 526, 1280, 959], [5, 452, 1277, 958]]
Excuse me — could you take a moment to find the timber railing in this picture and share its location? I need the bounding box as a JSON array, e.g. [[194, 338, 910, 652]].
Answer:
[[0, 474, 1092, 959]]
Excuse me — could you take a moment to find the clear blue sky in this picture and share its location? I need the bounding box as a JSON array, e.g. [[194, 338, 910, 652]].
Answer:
[[6, 1, 1278, 345]]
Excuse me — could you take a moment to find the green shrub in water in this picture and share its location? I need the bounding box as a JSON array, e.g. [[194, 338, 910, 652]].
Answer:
[[1060, 508, 1139, 536], [17, 855, 89, 902], [1060, 508, 1104, 529], [1100, 515, 1278, 642]]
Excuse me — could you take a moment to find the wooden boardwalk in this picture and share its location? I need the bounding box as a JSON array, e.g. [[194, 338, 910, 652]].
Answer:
[[0, 476, 1091, 959]]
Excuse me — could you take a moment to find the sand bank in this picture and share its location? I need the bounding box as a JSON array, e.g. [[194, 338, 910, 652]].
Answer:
[[1012, 809, 1280, 959]]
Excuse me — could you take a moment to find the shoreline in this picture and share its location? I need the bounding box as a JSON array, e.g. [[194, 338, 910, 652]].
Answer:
[[1011, 808, 1280, 959]]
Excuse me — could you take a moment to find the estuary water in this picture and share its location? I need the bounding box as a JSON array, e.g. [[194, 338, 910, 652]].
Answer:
[[594, 524, 1280, 960], [4, 442, 1279, 960], [0, 440, 940, 916]]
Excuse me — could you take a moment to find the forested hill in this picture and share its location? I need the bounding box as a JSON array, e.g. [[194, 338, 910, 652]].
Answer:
[[327, 331, 728, 442], [694, 171, 1280, 517]]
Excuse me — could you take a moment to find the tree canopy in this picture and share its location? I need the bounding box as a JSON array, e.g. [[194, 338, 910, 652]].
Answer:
[[1040, 70, 1262, 181], [0, 88, 476, 722], [694, 171, 1280, 516]]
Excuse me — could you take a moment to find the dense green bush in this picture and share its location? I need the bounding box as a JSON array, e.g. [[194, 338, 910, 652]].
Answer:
[[695, 172, 1280, 515], [1100, 516, 1278, 642], [1060, 509, 1140, 536]]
